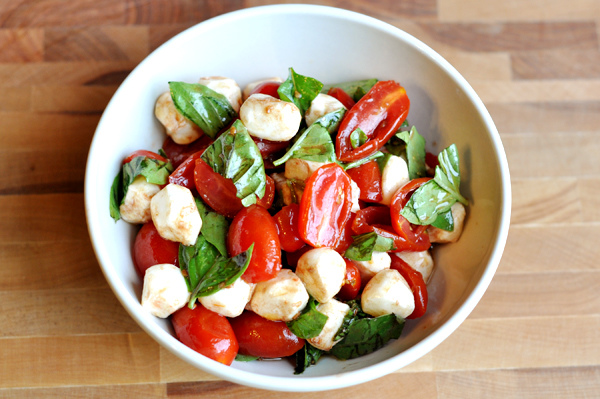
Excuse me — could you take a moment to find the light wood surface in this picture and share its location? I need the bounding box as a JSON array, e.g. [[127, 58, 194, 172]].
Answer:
[[1, 1, 599, 397]]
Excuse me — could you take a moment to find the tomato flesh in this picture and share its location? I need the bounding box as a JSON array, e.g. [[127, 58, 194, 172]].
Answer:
[[249, 81, 281, 99], [133, 222, 179, 277], [273, 204, 305, 252], [337, 259, 361, 301], [168, 151, 202, 190], [162, 135, 213, 168], [194, 159, 243, 218], [346, 160, 383, 202], [171, 304, 238, 365], [389, 178, 431, 252], [327, 87, 356, 110], [122, 149, 167, 165], [229, 311, 304, 358], [390, 256, 428, 319]]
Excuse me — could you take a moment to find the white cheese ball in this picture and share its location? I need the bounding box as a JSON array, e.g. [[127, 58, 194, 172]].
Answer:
[[284, 158, 330, 182], [250, 269, 309, 322], [155, 91, 203, 145], [198, 278, 253, 318], [380, 155, 410, 205], [307, 299, 350, 351], [239, 93, 302, 141], [150, 183, 202, 246], [296, 248, 346, 304], [119, 175, 160, 224], [428, 202, 467, 244], [352, 251, 391, 283], [141, 264, 190, 318], [242, 77, 283, 100], [305, 93, 345, 127], [198, 76, 242, 113], [361, 269, 415, 319], [394, 250, 435, 283], [350, 179, 361, 213]]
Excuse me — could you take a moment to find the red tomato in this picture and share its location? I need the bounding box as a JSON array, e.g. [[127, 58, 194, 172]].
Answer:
[[390, 255, 428, 319], [253, 137, 290, 158], [337, 259, 361, 301], [168, 151, 202, 190], [273, 204, 305, 252], [336, 81, 410, 162], [425, 152, 439, 170], [389, 178, 431, 252], [346, 160, 383, 202], [256, 175, 275, 209], [122, 150, 167, 165], [162, 135, 213, 168], [229, 311, 304, 358], [327, 87, 356, 110], [171, 304, 238, 365], [333, 212, 356, 254], [133, 222, 179, 277], [284, 245, 311, 269], [194, 159, 243, 218], [249, 81, 281, 99], [227, 205, 282, 283], [298, 163, 353, 248]]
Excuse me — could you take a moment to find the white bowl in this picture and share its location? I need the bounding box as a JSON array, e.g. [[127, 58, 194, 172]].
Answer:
[[85, 4, 511, 392]]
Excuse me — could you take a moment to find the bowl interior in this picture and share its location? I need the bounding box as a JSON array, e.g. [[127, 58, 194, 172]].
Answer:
[[85, 4, 510, 391]]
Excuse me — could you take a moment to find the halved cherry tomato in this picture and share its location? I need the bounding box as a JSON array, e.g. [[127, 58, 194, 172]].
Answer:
[[229, 311, 304, 358], [327, 87, 356, 110], [133, 222, 179, 277], [253, 137, 290, 158], [425, 152, 439, 170], [168, 151, 202, 190], [389, 177, 431, 252], [336, 80, 410, 162], [273, 204, 305, 252], [337, 259, 361, 301], [227, 205, 282, 283], [171, 304, 238, 365], [346, 160, 383, 202], [284, 245, 311, 269], [298, 163, 353, 248], [194, 159, 243, 218], [162, 135, 213, 168], [390, 255, 428, 319], [333, 212, 356, 254], [122, 150, 167, 165], [256, 175, 275, 209], [249, 81, 281, 99]]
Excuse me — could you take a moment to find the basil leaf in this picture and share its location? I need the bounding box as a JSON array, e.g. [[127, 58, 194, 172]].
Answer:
[[400, 179, 455, 225], [343, 151, 384, 171], [322, 78, 378, 101], [109, 170, 123, 221], [235, 354, 259, 362], [435, 144, 468, 206], [168, 81, 236, 138], [194, 198, 229, 257], [394, 126, 427, 180], [201, 120, 266, 207], [179, 235, 220, 292], [314, 107, 346, 133], [294, 343, 323, 375], [277, 68, 324, 115], [272, 118, 337, 166], [287, 297, 328, 339], [344, 232, 395, 261], [431, 208, 454, 231], [350, 127, 368, 149]]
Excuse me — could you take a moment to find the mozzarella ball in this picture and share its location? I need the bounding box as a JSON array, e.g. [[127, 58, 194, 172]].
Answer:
[[250, 269, 309, 322], [284, 158, 330, 182], [394, 250, 435, 283], [198, 278, 253, 318], [307, 299, 350, 351], [305, 93, 346, 127], [296, 248, 346, 304], [141, 264, 190, 318], [361, 269, 415, 319], [428, 202, 467, 244], [352, 251, 391, 283], [155, 91, 203, 145], [239, 93, 302, 141], [242, 77, 283, 100], [198, 76, 242, 113], [150, 183, 202, 246], [380, 155, 410, 205], [119, 175, 160, 224], [350, 179, 361, 213]]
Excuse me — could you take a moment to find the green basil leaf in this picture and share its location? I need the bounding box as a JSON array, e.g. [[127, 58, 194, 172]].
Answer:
[[321, 78, 378, 101], [394, 126, 427, 179], [334, 300, 368, 342], [179, 236, 220, 292], [342, 151, 384, 171], [314, 107, 346, 133], [201, 120, 266, 207], [400, 179, 456, 225], [272, 120, 337, 166], [350, 127, 368, 149], [287, 297, 328, 339], [235, 354, 259, 362], [194, 198, 229, 257], [109, 170, 123, 221], [435, 144, 468, 206], [344, 232, 395, 261], [168, 81, 236, 138], [294, 343, 323, 375], [277, 68, 324, 115], [431, 208, 454, 231]]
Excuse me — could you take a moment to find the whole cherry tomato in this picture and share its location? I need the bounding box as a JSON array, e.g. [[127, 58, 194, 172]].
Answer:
[[249, 81, 281, 99], [390, 255, 428, 319], [284, 245, 311, 269], [327, 87, 356, 110], [133, 222, 179, 277], [336, 81, 410, 162], [194, 159, 243, 218], [171, 304, 239, 365], [389, 178, 431, 252], [346, 160, 383, 202], [298, 163, 353, 248], [273, 204, 305, 252], [337, 259, 361, 301], [162, 135, 213, 168], [122, 149, 167, 165], [425, 152, 440, 170], [229, 311, 304, 358], [168, 151, 202, 190], [227, 205, 282, 283]]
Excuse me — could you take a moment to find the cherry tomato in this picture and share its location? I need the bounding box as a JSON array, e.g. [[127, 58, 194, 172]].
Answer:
[[249, 81, 281, 99], [229, 311, 304, 358], [298, 163, 353, 248], [253, 137, 290, 158], [284, 245, 311, 269], [171, 304, 238, 365], [273, 204, 305, 252], [122, 150, 167, 165], [425, 152, 439, 170], [327, 87, 356, 110], [194, 159, 243, 218], [346, 160, 383, 202], [389, 178, 431, 252], [227, 205, 282, 283], [390, 255, 428, 319], [256, 175, 275, 210], [337, 259, 361, 301], [162, 135, 213, 168], [336, 81, 410, 162], [133, 222, 179, 277], [333, 212, 356, 254], [168, 151, 202, 190]]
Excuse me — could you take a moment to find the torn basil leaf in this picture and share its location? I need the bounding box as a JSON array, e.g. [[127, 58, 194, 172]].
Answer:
[[201, 120, 266, 207], [235, 354, 259, 362], [394, 126, 427, 179], [168, 81, 236, 138], [287, 297, 328, 339], [343, 151, 384, 171], [194, 198, 229, 257], [434, 144, 468, 206], [294, 343, 323, 375], [350, 127, 368, 149], [322, 78, 378, 101], [179, 235, 220, 293], [344, 232, 395, 261], [431, 208, 454, 231], [277, 68, 323, 115]]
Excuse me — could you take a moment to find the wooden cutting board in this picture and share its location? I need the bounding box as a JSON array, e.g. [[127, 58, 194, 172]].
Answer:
[[1, 1, 599, 397]]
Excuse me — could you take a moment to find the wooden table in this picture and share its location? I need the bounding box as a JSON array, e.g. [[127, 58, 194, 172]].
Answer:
[[2, 1, 599, 397]]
